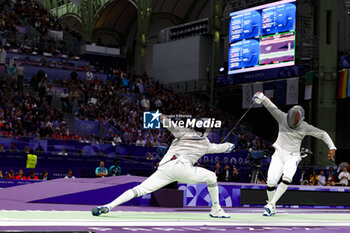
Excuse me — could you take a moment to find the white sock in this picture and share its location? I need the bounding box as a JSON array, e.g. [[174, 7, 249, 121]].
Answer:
[[270, 183, 288, 206], [106, 189, 137, 210], [208, 183, 220, 210], [267, 189, 276, 202]]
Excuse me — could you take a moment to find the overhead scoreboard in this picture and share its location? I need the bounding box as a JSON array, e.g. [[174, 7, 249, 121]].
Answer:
[[228, 0, 296, 75]]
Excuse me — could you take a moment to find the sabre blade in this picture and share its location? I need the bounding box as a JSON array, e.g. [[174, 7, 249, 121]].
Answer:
[[220, 102, 255, 143]]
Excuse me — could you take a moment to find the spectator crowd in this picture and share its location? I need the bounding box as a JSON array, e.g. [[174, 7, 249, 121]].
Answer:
[[0, 0, 268, 150], [0, 168, 74, 180], [298, 166, 350, 186]]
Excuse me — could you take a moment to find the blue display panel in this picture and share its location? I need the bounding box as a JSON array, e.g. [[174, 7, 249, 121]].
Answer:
[[229, 40, 260, 70], [230, 11, 261, 42], [228, 0, 296, 75], [261, 3, 296, 35]]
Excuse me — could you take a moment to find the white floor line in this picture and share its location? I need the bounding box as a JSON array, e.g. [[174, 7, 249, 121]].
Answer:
[[0, 220, 350, 227]]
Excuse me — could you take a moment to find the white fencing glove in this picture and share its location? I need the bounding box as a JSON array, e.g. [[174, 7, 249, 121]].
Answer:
[[252, 92, 265, 104], [225, 143, 235, 153]]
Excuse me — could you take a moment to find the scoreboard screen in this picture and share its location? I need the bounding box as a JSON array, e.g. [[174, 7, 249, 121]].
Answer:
[[228, 0, 296, 75]]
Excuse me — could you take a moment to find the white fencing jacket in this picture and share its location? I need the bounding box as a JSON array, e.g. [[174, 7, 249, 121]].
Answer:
[[159, 117, 232, 166], [261, 96, 336, 153]]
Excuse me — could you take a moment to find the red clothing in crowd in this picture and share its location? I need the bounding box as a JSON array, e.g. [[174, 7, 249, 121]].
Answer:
[[15, 175, 26, 180], [27, 176, 39, 180], [5, 175, 14, 179]]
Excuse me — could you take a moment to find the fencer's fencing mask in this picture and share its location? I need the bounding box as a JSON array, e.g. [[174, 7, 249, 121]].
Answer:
[[193, 118, 211, 137], [287, 105, 305, 129]]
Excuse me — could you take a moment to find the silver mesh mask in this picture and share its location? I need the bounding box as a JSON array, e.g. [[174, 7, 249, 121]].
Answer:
[[193, 118, 211, 137], [287, 105, 305, 129]]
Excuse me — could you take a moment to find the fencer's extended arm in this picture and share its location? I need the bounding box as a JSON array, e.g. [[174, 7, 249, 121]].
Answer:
[[259, 95, 286, 123], [207, 142, 234, 154], [161, 115, 186, 138], [304, 123, 337, 150]]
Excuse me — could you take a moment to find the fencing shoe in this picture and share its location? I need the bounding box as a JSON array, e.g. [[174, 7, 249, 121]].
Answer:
[[263, 203, 276, 216], [209, 208, 230, 218], [91, 206, 110, 216]]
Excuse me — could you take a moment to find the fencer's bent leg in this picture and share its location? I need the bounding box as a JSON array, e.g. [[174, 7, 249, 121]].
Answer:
[[173, 164, 220, 209], [270, 181, 289, 205], [106, 169, 174, 210], [266, 186, 276, 202], [266, 152, 283, 202], [270, 156, 300, 205], [282, 156, 301, 183]]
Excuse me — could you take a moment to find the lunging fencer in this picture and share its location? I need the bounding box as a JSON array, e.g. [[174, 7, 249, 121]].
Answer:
[[92, 115, 235, 218], [252, 92, 336, 216]]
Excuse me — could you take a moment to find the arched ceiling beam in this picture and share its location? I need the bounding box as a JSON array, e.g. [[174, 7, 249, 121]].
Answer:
[[112, 1, 132, 29], [92, 28, 126, 46], [195, 0, 210, 20], [150, 12, 184, 30]]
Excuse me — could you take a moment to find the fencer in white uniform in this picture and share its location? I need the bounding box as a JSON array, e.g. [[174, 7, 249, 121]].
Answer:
[[252, 92, 336, 216], [92, 115, 235, 218]]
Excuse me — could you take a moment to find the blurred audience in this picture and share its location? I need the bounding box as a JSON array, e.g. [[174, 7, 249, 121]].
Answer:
[[41, 170, 49, 181], [299, 169, 308, 185], [27, 170, 38, 180], [309, 170, 319, 185], [95, 161, 108, 178], [222, 164, 231, 182], [326, 167, 336, 186], [64, 169, 75, 179], [338, 167, 350, 186], [229, 167, 240, 182], [5, 169, 14, 179], [109, 160, 121, 176], [15, 169, 26, 180], [214, 163, 221, 180], [58, 148, 68, 156], [318, 170, 326, 186]]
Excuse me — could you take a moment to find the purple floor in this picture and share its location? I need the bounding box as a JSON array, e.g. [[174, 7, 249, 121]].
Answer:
[[0, 225, 348, 233], [1, 177, 349, 233]]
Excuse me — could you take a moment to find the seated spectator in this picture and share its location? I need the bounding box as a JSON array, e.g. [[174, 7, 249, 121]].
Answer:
[[136, 136, 146, 147], [309, 170, 319, 185], [65, 169, 75, 179], [58, 148, 68, 156], [109, 160, 121, 176], [95, 161, 108, 177], [41, 171, 49, 181], [9, 143, 17, 153], [0, 170, 4, 179], [24, 146, 30, 154], [338, 167, 350, 186], [141, 96, 150, 111], [86, 69, 93, 81], [214, 163, 221, 179], [222, 164, 231, 182], [318, 171, 326, 186], [229, 167, 240, 182], [326, 167, 336, 186], [299, 169, 309, 185], [6, 170, 15, 179], [60, 89, 69, 113], [146, 152, 153, 160], [35, 147, 43, 154], [15, 169, 26, 180], [112, 134, 122, 145], [27, 171, 39, 180], [0, 144, 4, 152]]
